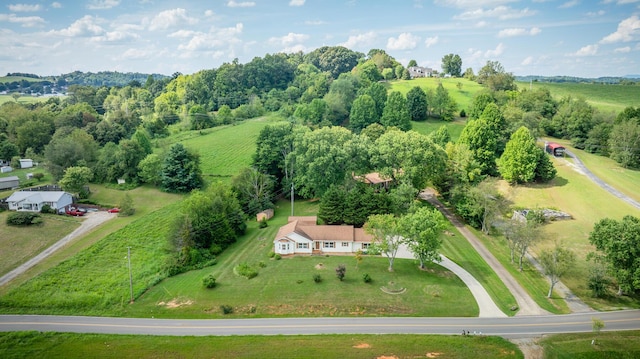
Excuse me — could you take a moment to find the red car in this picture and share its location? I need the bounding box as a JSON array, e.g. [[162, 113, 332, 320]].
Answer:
[[66, 208, 85, 216], [107, 208, 120, 213]]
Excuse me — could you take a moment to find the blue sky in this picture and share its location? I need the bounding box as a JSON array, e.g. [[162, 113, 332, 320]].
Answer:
[[0, 0, 639, 77]]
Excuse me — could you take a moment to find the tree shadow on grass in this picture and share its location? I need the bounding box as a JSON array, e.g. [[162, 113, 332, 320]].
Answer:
[[534, 176, 569, 188]]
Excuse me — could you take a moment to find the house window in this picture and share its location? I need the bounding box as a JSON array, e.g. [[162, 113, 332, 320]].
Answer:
[[341, 242, 349, 247], [362, 243, 371, 249], [281, 244, 289, 251], [323, 242, 335, 248], [297, 243, 308, 249]]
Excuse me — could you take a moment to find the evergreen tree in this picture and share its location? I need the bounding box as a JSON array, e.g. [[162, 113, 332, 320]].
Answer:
[[381, 91, 411, 131], [161, 143, 203, 193], [318, 186, 347, 225], [406, 86, 428, 121]]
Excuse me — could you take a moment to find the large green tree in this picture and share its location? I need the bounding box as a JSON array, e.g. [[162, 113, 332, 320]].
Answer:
[[231, 167, 275, 216], [406, 86, 428, 122], [400, 207, 446, 269], [59, 166, 93, 195], [476, 60, 516, 91], [431, 83, 457, 121], [381, 91, 411, 131], [161, 143, 203, 193], [589, 215, 640, 295], [441, 53, 462, 77], [609, 120, 640, 168], [498, 126, 540, 183], [365, 214, 403, 272], [349, 94, 377, 132], [539, 242, 576, 298]]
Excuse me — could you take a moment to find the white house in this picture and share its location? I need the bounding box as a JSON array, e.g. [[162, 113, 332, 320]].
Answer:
[[6, 191, 73, 213], [273, 216, 373, 256]]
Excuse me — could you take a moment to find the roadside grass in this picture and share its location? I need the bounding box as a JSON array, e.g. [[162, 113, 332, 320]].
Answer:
[[0, 212, 80, 277], [124, 199, 478, 319], [540, 330, 640, 358], [498, 154, 640, 311], [436, 209, 518, 316], [411, 118, 467, 142], [0, 332, 523, 359], [517, 81, 640, 113], [390, 77, 484, 113]]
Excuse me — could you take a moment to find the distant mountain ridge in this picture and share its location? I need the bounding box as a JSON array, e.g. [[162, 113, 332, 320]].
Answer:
[[516, 75, 639, 84], [4, 71, 168, 87]]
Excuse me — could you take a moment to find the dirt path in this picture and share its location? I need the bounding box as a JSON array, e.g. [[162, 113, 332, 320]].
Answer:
[[0, 211, 116, 287], [420, 189, 550, 316]]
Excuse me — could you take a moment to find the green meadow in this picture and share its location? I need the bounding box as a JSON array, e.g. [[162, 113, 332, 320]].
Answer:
[[390, 77, 484, 114]]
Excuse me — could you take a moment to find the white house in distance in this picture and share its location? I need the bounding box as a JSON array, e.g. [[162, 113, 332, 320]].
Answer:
[[6, 191, 73, 213], [274, 216, 373, 256]]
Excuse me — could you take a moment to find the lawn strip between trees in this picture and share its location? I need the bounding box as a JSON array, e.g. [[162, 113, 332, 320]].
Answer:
[[0, 332, 523, 359]]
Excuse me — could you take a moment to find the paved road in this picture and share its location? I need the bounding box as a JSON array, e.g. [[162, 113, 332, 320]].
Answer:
[[0, 211, 116, 287], [420, 190, 549, 316], [1, 311, 639, 338], [395, 244, 507, 318], [564, 149, 640, 210]]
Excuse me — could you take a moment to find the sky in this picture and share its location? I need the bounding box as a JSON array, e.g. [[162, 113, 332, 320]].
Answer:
[[0, 0, 639, 78]]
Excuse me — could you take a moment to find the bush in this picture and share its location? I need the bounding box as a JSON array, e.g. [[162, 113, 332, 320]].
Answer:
[[313, 274, 322, 283], [335, 264, 346, 281], [258, 261, 266, 268], [460, 109, 466, 118], [33, 173, 44, 181], [258, 218, 268, 228], [40, 204, 56, 214], [362, 273, 372, 283], [235, 263, 258, 279], [268, 251, 275, 258], [202, 274, 217, 289], [274, 254, 281, 260], [525, 210, 546, 225], [220, 305, 234, 314], [6, 212, 42, 226]]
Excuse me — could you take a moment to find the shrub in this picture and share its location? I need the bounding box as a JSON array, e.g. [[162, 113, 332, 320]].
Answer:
[[6, 212, 42, 226], [258, 218, 268, 228], [33, 173, 44, 181], [40, 204, 56, 214], [258, 261, 266, 268], [268, 251, 275, 258], [313, 274, 322, 283], [362, 273, 372, 283], [274, 254, 281, 260], [460, 109, 466, 118], [220, 305, 234, 314], [202, 274, 217, 289], [525, 210, 546, 225], [235, 263, 258, 279], [335, 264, 346, 281]]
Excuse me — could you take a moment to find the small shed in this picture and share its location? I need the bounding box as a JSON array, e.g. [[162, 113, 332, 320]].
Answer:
[[19, 159, 33, 168], [0, 176, 20, 190], [257, 209, 274, 222], [545, 142, 565, 157], [0, 166, 13, 173]]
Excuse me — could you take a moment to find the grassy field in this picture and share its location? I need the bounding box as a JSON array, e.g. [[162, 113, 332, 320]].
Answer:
[[516, 81, 640, 113], [123, 199, 477, 319], [498, 152, 640, 310], [0, 94, 52, 105], [411, 118, 467, 142], [540, 330, 640, 358], [0, 332, 522, 359], [390, 77, 484, 114]]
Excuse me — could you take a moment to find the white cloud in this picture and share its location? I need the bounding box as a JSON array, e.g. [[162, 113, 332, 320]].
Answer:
[[204, 10, 214, 17], [87, 0, 120, 10], [50, 15, 103, 36], [178, 23, 243, 52], [119, 48, 153, 60], [586, 10, 605, 17], [614, 46, 631, 53], [435, 0, 517, 8], [305, 20, 326, 25], [574, 44, 598, 56], [455, 6, 536, 20], [340, 31, 376, 48], [8, 4, 42, 12], [148, 8, 198, 31], [51, 2, 62, 8], [282, 44, 307, 53], [269, 32, 309, 46], [424, 35, 439, 48], [599, 15, 640, 44], [559, 0, 579, 9], [289, 0, 305, 6], [521, 56, 534, 65], [485, 42, 505, 57], [498, 27, 541, 37], [0, 13, 45, 27], [387, 32, 420, 50], [92, 30, 139, 43], [227, 1, 256, 8], [168, 29, 197, 38]]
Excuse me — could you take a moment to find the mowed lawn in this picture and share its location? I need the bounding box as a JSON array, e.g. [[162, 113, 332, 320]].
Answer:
[[501, 153, 640, 310], [390, 77, 484, 113], [411, 118, 468, 142], [125, 199, 478, 319], [0, 332, 523, 359], [516, 81, 640, 113]]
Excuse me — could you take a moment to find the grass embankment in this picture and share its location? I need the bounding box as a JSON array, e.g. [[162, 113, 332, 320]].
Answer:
[[498, 151, 640, 311], [391, 77, 484, 113], [0, 332, 522, 359], [124, 199, 477, 319], [541, 330, 640, 358], [516, 81, 640, 113]]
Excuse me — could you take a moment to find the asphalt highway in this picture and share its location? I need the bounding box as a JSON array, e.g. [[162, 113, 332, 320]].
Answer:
[[2, 310, 639, 338]]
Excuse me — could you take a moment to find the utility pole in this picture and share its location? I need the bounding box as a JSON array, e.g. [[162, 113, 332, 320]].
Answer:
[[127, 247, 133, 303], [290, 182, 294, 216]]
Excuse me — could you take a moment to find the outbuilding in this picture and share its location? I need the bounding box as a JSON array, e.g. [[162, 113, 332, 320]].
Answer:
[[0, 176, 19, 190], [545, 142, 565, 157], [19, 159, 33, 168]]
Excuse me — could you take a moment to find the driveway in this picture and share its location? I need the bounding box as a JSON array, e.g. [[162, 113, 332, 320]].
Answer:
[[0, 211, 116, 287]]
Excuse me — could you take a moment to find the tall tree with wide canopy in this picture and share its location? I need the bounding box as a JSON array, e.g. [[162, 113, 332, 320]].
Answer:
[[406, 86, 428, 122], [253, 122, 296, 190], [161, 143, 203, 193], [441, 53, 462, 77], [476, 60, 517, 91], [362, 82, 387, 120], [372, 130, 447, 191], [589, 215, 640, 295], [400, 207, 446, 269], [349, 94, 377, 132], [306, 46, 363, 79], [381, 91, 411, 131], [232, 167, 275, 216], [498, 126, 540, 183], [365, 214, 403, 272], [292, 126, 369, 198]]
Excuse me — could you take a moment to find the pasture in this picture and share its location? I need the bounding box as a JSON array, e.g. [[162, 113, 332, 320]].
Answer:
[[0, 332, 523, 359], [390, 77, 483, 114], [516, 81, 640, 113]]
